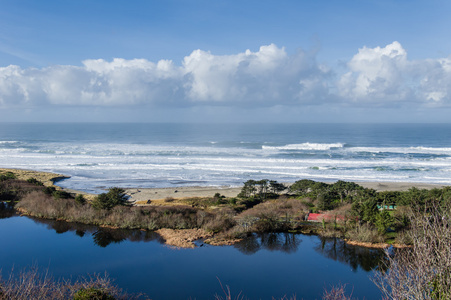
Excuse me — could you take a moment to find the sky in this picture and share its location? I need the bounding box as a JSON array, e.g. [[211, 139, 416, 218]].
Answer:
[[1, 0, 451, 123]]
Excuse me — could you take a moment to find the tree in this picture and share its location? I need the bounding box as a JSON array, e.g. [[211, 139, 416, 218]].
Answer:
[[316, 190, 336, 211], [375, 209, 394, 233], [361, 199, 379, 224], [256, 179, 269, 199], [92, 187, 128, 210], [331, 180, 363, 203], [289, 179, 316, 195], [238, 180, 257, 198], [269, 180, 286, 194]]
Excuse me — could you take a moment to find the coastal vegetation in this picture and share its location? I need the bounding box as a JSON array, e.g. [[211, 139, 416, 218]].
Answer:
[[3, 167, 451, 247], [2, 168, 451, 298]]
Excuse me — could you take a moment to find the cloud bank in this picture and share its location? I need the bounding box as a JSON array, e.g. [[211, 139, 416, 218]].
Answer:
[[1, 42, 451, 111]]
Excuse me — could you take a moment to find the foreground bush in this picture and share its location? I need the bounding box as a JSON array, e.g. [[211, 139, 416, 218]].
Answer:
[[73, 287, 115, 300], [0, 266, 141, 300], [374, 202, 451, 299]]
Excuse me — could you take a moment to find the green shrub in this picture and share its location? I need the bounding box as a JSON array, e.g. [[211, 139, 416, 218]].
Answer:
[[75, 194, 86, 205], [26, 177, 44, 186], [52, 190, 72, 200], [43, 186, 57, 195], [0, 171, 16, 181], [73, 287, 116, 300]]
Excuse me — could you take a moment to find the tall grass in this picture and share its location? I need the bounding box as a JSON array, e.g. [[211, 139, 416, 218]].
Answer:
[[0, 266, 143, 300]]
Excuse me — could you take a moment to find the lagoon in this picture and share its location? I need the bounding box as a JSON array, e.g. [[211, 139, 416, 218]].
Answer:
[[0, 210, 383, 299]]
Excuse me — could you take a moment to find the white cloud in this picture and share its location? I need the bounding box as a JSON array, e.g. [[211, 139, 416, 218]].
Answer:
[[0, 44, 331, 108], [1, 42, 451, 113], [182, 44, 331, 104], [338, 41, 451, 106]]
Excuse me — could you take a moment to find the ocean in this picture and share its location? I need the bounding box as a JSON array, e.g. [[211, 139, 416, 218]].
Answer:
[[1, 123, 450, 193]]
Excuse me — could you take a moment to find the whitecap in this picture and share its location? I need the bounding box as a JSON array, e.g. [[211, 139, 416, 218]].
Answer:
[[262, 142, 344, 151]]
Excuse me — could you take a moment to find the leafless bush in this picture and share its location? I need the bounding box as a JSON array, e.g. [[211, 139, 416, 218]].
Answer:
[[17, 191, 235, 232], [393, 229, 413, 245], [320, 226, 344, 238], [0, 266, 142, 299], [239, 198, 307, 217], [322, 283, 355, 300], [17, 191, 58, 218], [373, 202, 451, 299], [344, 223, 384, 243], [203, 213, 236, 233]]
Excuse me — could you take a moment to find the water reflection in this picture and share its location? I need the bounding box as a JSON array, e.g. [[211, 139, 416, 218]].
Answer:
[[93, 229, 126, 247], [233, 232, 385, 272], [4, 213, 385, 272], [234, 232, 302, 255], [0, 201, 16, 219], [315, 236, 386, 272], [28, 217, 165, 248]]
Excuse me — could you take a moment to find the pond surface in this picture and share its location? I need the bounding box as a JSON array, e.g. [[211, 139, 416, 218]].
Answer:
[[0, 210, 384, 299]]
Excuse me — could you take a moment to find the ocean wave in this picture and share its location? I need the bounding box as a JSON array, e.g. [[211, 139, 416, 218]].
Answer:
[[350, 146, 451, 155], [262, 142, 345, 151]]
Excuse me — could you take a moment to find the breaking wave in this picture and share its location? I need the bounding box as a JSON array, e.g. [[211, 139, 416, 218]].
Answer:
[[262, 143, 345, 151]]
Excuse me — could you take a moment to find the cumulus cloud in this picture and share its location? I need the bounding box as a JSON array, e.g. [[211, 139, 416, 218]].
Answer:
[[182, 44, 331, 104], [1, 42, 451, 110], [0, 44, 331, 107], [338, 41, 451, 106]]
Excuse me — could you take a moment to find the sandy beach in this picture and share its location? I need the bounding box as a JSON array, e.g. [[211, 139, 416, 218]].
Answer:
[[125, 181, 449, 204], [2, 167, 448, 202]]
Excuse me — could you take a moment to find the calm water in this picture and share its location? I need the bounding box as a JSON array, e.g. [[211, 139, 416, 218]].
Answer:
[[0, 211, 383, 299], [1, 123, 451, 193]]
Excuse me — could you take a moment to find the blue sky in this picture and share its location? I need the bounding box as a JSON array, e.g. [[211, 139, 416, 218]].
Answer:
[[1, 0, 451, 122]]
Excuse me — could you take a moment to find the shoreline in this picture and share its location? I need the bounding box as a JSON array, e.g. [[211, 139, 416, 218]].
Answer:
[[2, 167, 449, 201], [0, 168, 70, 187]]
